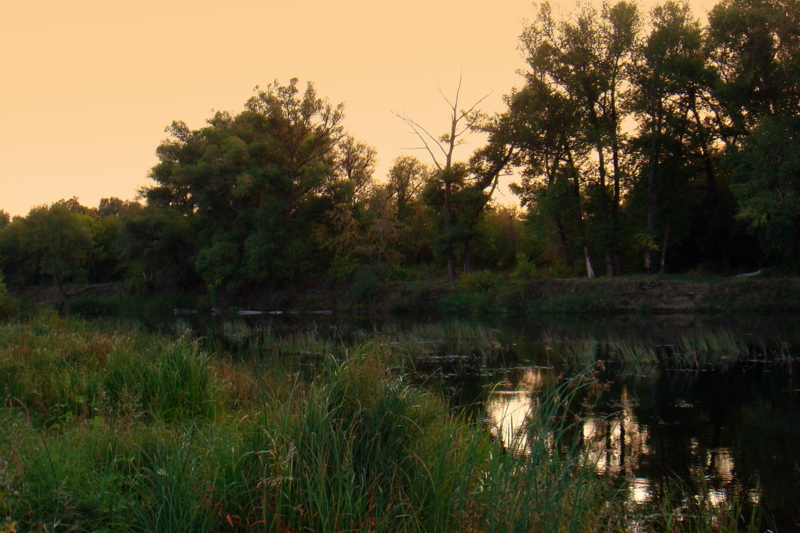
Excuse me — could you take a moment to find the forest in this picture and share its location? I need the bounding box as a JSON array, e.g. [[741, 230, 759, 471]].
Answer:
[[1, 0, 798, 307]]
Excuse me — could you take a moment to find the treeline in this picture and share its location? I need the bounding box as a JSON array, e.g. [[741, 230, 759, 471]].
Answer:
[[0, 0, 798, 303], [491, 0, 799, 277]]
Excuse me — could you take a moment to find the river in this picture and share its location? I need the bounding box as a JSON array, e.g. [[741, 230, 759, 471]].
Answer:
[[185, 311, 800, 531]]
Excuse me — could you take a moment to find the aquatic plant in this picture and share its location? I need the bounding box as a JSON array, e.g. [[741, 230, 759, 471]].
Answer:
[[540, 328, 794, 371]]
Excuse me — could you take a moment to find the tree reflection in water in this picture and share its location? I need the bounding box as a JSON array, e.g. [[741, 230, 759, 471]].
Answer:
[[482, 364, 786, 527]]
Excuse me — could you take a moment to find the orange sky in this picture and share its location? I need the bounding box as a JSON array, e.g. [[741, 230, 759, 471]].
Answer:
[[1, 0, 716, 216]]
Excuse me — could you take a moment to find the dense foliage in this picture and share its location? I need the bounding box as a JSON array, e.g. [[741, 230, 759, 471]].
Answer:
[[1, 0, 798, 304], [494, 0, 799, 276]]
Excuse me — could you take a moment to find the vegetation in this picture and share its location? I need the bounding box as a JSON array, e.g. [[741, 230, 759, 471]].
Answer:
[[0, 274, 16, 319], [0, 3, 793, 525], [0, 314, 764, 532], [1, 0, 798, 309]]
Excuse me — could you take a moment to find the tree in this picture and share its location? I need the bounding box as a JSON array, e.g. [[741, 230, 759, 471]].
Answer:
[[383, 156, 435, 265], [336, 135, 378, 203], [628, 0, 714, 272], [500, 76, 598, 278], [708, 0, 800, 268], [143, 79, 369, 294], [387, 155, 427, 219], [397, 78, 511, 278], [95, 197, 141, 218], [119, 206, 200, 293], [0, 200, 98, 313], [518, 1, 641, 276], [707, 0, 800, 136], [729, 116, 800, 264]]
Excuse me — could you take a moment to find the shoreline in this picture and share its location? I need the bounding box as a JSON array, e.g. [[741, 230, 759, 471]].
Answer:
[[10, 275, 800, 317]]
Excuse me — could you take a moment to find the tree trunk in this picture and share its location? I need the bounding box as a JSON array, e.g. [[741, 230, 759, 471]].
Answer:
[[689, 97, 731, 270], [610, 86, 623, 277], [659, 217, 671, 274], [462, 239, 472, 273], [566, 148, 595, 279], [443, 180, 456, 281], [645, 135, 659, 274], [584, 245, 596, 279], [553, 213, 574, 271], [644, 61, 665, 274]]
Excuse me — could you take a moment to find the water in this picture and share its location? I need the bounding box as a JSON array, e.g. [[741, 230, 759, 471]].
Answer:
[[441, 315, 800, 531], [181, 311, 800, 530], [481, 363, 799, 531]]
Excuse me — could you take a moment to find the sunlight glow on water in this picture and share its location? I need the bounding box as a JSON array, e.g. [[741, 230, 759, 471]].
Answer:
[[484, 373, 748, 512], [628, 478, 653, 503], [485, 391, 532, 451], [201, 313, 800, 528]]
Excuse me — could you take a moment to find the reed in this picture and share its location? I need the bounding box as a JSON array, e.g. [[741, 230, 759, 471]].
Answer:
[[541, 329, 787, 371]]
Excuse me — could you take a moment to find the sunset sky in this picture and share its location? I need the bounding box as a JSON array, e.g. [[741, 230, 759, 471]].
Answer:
[[1, 0, 716, 216]]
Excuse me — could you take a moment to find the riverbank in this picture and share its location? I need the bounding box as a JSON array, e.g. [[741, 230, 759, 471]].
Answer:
[[11, 274, 800, 317], [0, 315, 762, 531], [382, 274, 800, 315]]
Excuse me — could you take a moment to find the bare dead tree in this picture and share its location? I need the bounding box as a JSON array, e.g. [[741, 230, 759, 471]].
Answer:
[[395, 75, 491, 280]]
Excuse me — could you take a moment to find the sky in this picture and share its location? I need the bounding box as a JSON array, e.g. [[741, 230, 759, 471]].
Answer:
[[1, 0, 717, 216]]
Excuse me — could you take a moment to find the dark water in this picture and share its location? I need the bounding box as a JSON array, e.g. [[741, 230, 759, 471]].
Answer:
[[482, 363, 799, 531], [179, 311, 800, 531], [439, 315, 800, 532]]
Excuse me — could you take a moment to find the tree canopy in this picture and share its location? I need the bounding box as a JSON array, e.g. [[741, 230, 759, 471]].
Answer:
[[1, 0, 799, 307]]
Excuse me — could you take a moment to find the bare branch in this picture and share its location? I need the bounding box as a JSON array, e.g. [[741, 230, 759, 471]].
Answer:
[[457, 92, 493, 124], [439, 72, 463, 113], [394, 112, 447, 171], [396, 77, 491, 171]]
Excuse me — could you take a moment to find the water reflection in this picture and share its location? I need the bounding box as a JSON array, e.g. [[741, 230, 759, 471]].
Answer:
[[486, 391, 532, 452], [628, 478, 653, 504], [181, 311, 800, 529], [484, 368, 547, 453], [483, 364, 795, 526], [582, 387, 652, 478]]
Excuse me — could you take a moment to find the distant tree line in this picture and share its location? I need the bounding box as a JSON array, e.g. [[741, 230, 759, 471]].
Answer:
[[0, 0, 798, 303]]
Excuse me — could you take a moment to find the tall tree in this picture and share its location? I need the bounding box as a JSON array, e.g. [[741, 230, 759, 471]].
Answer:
[[336, 135, 378, 203], [397, 78, 511, 278], [708, 0, 800, 136], [493, 73, 595, 276], [143, 79, 367, 294], [385, 155, 434, 265], [386, 155, 427, 220], [519, 1, 641, 276], [709, 0, 800, 267], [396, 79, 485, 280], [629, 0, 711, 272]]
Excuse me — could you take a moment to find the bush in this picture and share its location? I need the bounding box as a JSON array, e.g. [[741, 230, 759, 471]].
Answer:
[[350, 266, 386, 304], [457, 270, 497, 291], [67, 294, 120, 318], [0, 273, 17, 318]]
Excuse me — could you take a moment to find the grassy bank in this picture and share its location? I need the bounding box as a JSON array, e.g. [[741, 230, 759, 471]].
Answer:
[[385, 274, 800, 316], [44, 274, 800, 320], [0, 314, 760, 532]]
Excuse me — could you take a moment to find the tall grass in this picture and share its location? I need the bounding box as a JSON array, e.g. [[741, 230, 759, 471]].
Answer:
[[0, 314, 761, 531], [540, 328, 790, 371]]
